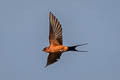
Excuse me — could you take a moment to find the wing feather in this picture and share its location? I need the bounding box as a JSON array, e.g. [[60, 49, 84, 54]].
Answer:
[[45, 53, 62, 67], [49, 12, 63, 45]]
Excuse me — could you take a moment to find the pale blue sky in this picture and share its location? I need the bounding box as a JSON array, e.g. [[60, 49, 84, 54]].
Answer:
[[0, 0, 120, 80]]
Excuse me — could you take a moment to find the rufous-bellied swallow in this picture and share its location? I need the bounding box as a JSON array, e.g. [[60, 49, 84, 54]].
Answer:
[[43, 12, 88, 67]]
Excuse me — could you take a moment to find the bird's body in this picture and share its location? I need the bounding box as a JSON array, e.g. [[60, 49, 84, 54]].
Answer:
[[43, 12, 87, 67], [44, 45, 68, 53]]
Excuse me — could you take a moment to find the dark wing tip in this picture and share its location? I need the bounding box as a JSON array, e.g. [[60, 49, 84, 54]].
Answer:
[[49, 11, 53, 15], [49, 11, 52, 14], [45, 53, 62, 68], [49, 12, 54, 20], [45, 59, 58, 68], [44, 64, 48, 68]]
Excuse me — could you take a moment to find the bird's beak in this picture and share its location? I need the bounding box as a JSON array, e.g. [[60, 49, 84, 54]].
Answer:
[[42, 49, 44, 51]]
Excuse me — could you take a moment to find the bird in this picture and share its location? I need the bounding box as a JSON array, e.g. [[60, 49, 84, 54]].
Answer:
[[43, 12, 88, 67]]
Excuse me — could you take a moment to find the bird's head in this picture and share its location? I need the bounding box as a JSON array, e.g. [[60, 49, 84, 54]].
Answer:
[[42, 47, 49, 52]]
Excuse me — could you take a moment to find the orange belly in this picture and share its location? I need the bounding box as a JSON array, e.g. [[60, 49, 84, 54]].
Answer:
[[48, 45, 64, 53]]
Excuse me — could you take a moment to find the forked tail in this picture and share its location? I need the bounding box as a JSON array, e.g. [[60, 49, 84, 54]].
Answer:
[[68, 43, 88, 52]]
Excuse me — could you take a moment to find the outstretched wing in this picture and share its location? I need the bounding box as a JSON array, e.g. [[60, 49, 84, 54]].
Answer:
[[45, 53, 62, 67], [49, 12, 63, 46]]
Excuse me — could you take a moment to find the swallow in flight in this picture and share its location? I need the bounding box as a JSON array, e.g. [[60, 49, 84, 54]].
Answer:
[[43, 12, 88, 67]]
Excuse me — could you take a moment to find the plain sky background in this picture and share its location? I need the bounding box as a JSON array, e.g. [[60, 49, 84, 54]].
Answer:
[[0, 0, 120, 80]]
